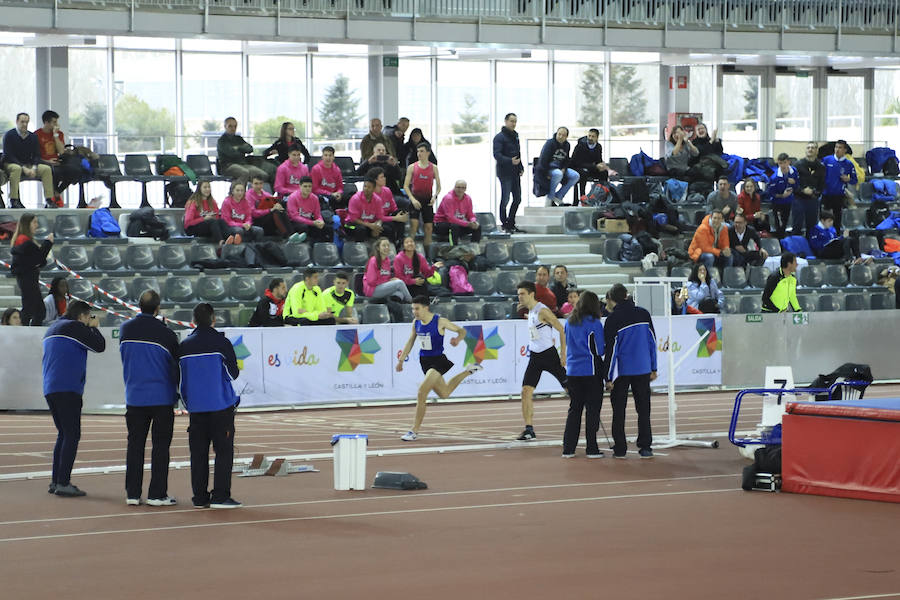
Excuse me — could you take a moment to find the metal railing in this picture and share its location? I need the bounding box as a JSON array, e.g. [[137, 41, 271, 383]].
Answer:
[[0, 0, 896, 32]]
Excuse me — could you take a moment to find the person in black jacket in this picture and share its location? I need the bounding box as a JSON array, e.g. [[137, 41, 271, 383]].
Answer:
[[402, 128, 437, 168], [571, 128, 609, 199], [10, 213, 53, 326], [728, 213, 769, 267], [383, 118, 409, 165], [42, 301, 106, 497], [793, 141, 825, 236], [249, 278, 287, 327], [692, 123, 724, 160], [493, 113, 525, 233], [356, 143, 404, 194], [537, 127, 580, 207], [264, 121, 310, 165], [119, 290, 180, 506]]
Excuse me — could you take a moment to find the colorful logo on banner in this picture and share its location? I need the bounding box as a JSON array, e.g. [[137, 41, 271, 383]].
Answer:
[[230, 335, 252, 370], [335, 329, 381, 371], [695, 318, 723, 357], [462, 325, 505, 365]]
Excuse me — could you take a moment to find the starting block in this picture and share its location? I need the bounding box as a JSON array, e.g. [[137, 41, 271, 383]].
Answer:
[[236, 454, 319, 477]]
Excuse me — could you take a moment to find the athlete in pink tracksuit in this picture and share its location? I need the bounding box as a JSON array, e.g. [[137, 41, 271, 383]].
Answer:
[[434, 180, 481, 244]]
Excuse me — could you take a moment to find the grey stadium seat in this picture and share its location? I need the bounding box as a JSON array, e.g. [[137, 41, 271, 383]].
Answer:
[[190, 244, 218, 265], [196, 276, 228, 302], [54, 214, 84, 239], [723, 266, 747, 289], [484, 241, 511, 267], [341, 242, 370, 267], [67, 278, 95, 302], [495, 270, 523, 296], [468, 271, 497, 296], [798, 264, 824, 288], [669, 266, 692, 280], [130, 277, 161, 301], [797, 295, 817, 312], [34, 214, 51, 237], [313, 242, 341, 267], [55, 245, 90, 271], [482, 302, 509, 320], [844, 294, 867, 311], [511, 241, 538, 264], [284, 243, 311, 267], [165, 277, 195, 303], [824, 264, 848, 287], [849, 264, 875, 286], [843, 208, 866, 230], [186, 154, 230, 181], [476, 212, 508, 238], [563, 210, 599, 236], [748, 266, 770, 289], [817, 294, 841, 312], [451, 303, 480, 322], [97, 278, 128, 305], [125, 245, 157, 271], [92, 245, 124, 271], [642, 267, 668, 278], [158, 244, 189, 270], [229, 275, 259, 302], [723, 295, 740, 314], [361, 304, 391, 324], [739, 296, 762, 314], [858, 235, 879, 256], [760, 237, 781, 257], [603, 238, 623, 263], [870, 293, 894, 310]]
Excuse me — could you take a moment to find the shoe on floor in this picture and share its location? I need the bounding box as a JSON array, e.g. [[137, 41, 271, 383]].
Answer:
[[561, 453, 575, 458], [11, 199, 25, 209], [54, 484, 86, 497], [639, 448, 654, 459], [193, 501, 210, 509], [401, 430, 418, 441], [210, 498, 242, 509], [126, 498, 142, 506], [511, 225, 526, 234], [613, 452, 627, 459], [288, 232, 307, 244], [516, 428, 536, 441], [48, 483, 57, 494], [147, 496, 177, 506], [464, 363, 484, 374], [587, 452, 604, 459]]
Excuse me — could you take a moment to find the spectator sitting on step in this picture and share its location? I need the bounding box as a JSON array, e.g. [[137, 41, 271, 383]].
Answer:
[[434, 180, 481, 245], [664, 125, 698, 179], [394, 235, 443, 298], [728, 212, 768, 268], [244, 175, 289, 238], [283, 268, 336, 326], [808, 210, 869, 264], [363, 237, 412, 302], [264, 121, 309, 166], [286, 176, 331, 244], [274, 144, 310, 198], [357, 142, 403, 194], [217, 116, 270, 184], [686, 263, 724, 313], [322, 271, 358, 325], [706, 176, 738, 222], [43, 276, 70, 324], [311, 146, 355, 209], [518, 265, 559, 318], [2, 112, 57, 209], [183, 181, 237, 245], [737, 177, 770, 234], [248, 278, 286, 327], [220, 181, 265, 243], [689, 209, 732, 271], [550, 264, 577, 308]]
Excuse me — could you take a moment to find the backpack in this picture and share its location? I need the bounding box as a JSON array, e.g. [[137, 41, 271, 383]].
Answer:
[[688, 180, 713, 198], [88, 208, 121, 238], [165, 181, 193, 208], [884, 157, 900, 177], [780, 235, 814, 259], [582, 182, 611, 207], [618, 234, 644, 261], [809, 363, 873, 401], [664, 178, 688, 203], [126, 206, 170, 241], [866, 201, 891, 229], [634, 231, 658, 256], [448, 265, 474, 295]]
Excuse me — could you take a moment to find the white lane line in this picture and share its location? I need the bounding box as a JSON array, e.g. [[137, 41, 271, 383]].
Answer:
[[0, 487, 739, 543], [818, 594, 900, 600], [0, 474, 738, 527]]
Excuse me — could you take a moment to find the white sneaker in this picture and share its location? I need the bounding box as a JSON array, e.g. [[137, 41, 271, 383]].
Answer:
[[401, 431, 418, 441], [561, 453, 575, 458], [465, 363, 484, 374], [126, 498, 141, 506], [146, 496, 177, 506]]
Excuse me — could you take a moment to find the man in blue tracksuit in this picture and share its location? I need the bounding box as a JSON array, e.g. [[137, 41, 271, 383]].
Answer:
[[768, 152, 798, 236], [602, 284, 658, 459], [119, 290, 180, 507], [42, 301, 106, 497], [178, 303, 242, 509], [821, 140, 858, 231]]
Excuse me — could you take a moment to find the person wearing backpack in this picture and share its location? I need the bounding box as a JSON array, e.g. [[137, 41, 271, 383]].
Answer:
[[688, 209, 732, 271]]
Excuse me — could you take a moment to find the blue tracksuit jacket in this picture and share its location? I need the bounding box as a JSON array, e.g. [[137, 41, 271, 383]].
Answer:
[[178, 326, 239, 413], [564, 315, 605, 377], [602, 300, 657, 380], [822, 155, 857, 196], [119, 313, 180, 407], [42, 317, 106, 396]]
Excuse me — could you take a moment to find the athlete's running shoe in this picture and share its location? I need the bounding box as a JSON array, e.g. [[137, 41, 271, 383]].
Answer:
[[401, 431, 418, 441], [516, 428, 536, 441], [464, 363, 484, 374]]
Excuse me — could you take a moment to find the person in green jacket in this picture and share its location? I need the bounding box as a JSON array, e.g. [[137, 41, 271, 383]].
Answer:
[[761, 252, 801, 313], [321, 271, 358, 324], [284, 268, 336, 326]]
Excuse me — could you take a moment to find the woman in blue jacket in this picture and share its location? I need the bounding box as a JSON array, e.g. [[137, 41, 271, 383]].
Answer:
[[562, 290, 605, 458], [687, 262, 724, 313]]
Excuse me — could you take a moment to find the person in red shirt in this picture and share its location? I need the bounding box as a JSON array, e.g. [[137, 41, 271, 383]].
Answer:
[[517, 265, 560, 318], [36, 110, 80, 202], [403, 142, 442, 253]]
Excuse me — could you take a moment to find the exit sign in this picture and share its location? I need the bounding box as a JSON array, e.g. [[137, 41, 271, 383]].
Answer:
[[745, 314, 763, 323], [383, 56, 398, 68]]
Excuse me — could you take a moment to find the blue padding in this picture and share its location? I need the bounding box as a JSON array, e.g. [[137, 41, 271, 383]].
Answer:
[[331, 433, 369, 445]]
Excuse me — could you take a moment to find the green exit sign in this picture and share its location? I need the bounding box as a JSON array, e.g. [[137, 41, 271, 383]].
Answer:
[[745, 314, 763, 323], [383, 56, 399, 68], [112, 329, 120, 339]]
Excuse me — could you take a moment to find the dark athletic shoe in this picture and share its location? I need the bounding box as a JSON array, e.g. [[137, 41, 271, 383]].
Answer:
[[147, 496, 177, 506], [613, 452, 627, 459], [639, 448, 654, 459], [48, 483, 57, 494], [210, 498, 242, 509], [516, 428, 536, 441], [54, 484, 86, 497]]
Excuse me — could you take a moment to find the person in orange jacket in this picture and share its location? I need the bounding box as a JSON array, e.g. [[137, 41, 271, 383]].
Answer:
[[688, 209, 732, 271]]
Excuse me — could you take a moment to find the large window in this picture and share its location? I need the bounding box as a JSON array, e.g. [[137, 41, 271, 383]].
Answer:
[[554, 62, 602, 145], [609, 63, 659, 160], [248, 54, 307, 154], [0, 47, 36, 134], [721, 73, 761, 158], [68, 48, 109, 152], [874, 69, 900, 147], [112, 50, 177, 153], [689, 65, 714, 128], [775, 73, 813, 142], [496, 61, 549, 162], [398, 57, 432, 142], [183, 52, 242, 154], [827, 75, 864, 147], [312, 55, 367, 153], [437, 59, 491, 210]]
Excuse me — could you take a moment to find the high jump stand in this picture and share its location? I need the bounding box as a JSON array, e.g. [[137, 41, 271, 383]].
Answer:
[[633, 276, 719, 450]]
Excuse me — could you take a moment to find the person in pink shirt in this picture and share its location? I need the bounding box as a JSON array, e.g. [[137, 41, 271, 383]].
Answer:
[[346, 176, 408, 246], [286, 176, 331, 244], [220, 181, 265, 242], [370, 166, 405, 221], [363, 237, 411, 302], [246, 174, 289, 237], [560, 289, 580, 317], [403, 142, 442, 253], [183, 180, 235, 244], [434, 179, 481, 245], [311, 146, 355, 209], [394, 236, 443, 298], [274, 145, 309, 197]]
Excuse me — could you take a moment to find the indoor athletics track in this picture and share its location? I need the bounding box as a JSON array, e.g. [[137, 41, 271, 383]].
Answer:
[[1, 387, 898, 599]]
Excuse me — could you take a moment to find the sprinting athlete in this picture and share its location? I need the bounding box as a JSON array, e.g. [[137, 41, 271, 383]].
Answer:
[[396, 296, 482, 441], [516, 280, 567, 441]]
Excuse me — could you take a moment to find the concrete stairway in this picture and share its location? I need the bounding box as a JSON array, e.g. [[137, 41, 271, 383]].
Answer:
[[526, 233, 639, 293], [514, 205, 568, 235]]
